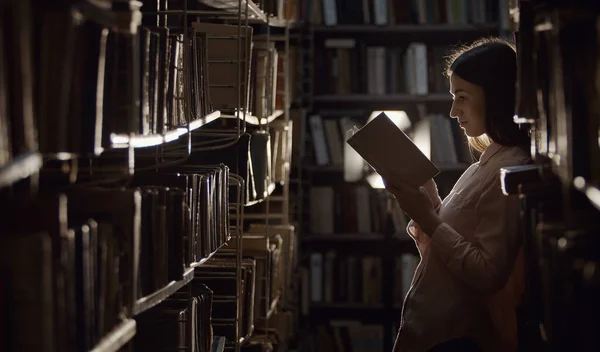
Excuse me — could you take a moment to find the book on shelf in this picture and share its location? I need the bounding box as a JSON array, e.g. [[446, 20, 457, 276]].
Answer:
[[314, 40, 449, 96], [347, 112, 440, 188], [306, 0, 504, 26], [306, 251, 418, 309], [308, 184, 409, 235]]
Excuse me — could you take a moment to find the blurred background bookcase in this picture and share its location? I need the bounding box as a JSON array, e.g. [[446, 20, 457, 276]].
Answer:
[[0, 0, 300, 351], [288, 1, 512, 351]]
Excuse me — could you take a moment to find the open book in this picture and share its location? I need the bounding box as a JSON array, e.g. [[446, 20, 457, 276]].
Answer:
[[347, 112, 440, 188]]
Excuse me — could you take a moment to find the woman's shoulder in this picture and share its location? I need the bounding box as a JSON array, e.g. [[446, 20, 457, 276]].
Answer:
[[492, 145, 531, 167], [477, 145, 531, 188]]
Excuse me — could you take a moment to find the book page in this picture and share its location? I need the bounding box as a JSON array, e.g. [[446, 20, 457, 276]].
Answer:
[[346, 112, 440, 188]]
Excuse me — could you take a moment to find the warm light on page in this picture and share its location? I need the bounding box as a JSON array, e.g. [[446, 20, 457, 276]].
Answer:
[[368, 110, 411, 131], [366, 172, 386, 189]]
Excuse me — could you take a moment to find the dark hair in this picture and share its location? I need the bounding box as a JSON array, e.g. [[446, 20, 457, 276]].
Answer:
[[445, 37, 529, 153]]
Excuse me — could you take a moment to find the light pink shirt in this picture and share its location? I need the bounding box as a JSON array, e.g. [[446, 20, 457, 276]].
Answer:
[[393, 143, 530, 352]]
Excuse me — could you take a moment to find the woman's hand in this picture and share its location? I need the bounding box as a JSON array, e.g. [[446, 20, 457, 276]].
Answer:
[[386, 182, 442, 236], [422, 178, 442, 210]]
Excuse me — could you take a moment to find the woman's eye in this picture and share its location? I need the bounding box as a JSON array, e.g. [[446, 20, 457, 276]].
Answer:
[[457, 96, 466, 102]]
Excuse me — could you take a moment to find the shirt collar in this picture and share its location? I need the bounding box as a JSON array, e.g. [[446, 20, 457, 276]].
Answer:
[[479, 142, 503, 166]]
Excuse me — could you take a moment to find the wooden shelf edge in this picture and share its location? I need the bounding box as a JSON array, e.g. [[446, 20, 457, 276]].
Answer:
[[90, 319, 136, 352], [244, 182, 277, 207], [196, 0, 293, 27], [133, 267, 194, 315], [223, 109, 284, 126], [110, 110, 221, 149], [134, 236, 231, 315], [191, 238, 231, 268], [0, 152, 42, 189]]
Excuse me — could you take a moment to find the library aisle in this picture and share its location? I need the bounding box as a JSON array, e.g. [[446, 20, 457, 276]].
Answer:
[[2, 0, 600, 351]]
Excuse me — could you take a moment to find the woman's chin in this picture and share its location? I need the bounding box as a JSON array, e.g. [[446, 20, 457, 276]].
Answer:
[[464, 129, 485, 138]]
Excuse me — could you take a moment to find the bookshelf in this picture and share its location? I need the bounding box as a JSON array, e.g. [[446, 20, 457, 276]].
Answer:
[[501, 1, 600, 351], [293, 1, 510, 351], [0, 1, 299, 352], [90, 320, 137, 352]]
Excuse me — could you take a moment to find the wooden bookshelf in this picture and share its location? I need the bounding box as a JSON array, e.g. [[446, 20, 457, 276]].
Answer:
[[295, 4, 500, 350], [133, 267, 195, 315], [89, 319, 137, 352], [111, 111, 222, 149], [196, 0, 292, 27]]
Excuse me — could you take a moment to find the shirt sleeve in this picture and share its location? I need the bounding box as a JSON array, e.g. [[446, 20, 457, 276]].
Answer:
[[428, 172, 522, 294]]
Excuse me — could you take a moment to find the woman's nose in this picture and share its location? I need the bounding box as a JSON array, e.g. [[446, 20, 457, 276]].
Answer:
[[449, 101, 461, 119]]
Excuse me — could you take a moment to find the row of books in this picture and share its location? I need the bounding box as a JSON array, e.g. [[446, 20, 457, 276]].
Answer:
[[0, 1, 290, 168], [0, 164, 244, 351], [1, 192, 141, 352], [0, 182, 296, 351], [135, 282, 219, 352], [314, 40, 450, 96], [308, 114, 473, 172], [135, 238, 295, 352], [308, 185, 409, 235], [133, 165, 231, 296], [304, 0, 506, 26], [306, 252, 418, 307]]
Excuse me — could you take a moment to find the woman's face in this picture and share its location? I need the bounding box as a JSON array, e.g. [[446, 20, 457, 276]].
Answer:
[[449, 73, 486, 137]]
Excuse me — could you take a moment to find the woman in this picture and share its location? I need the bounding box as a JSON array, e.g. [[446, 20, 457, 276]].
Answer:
[[387, 37, 531, 352]]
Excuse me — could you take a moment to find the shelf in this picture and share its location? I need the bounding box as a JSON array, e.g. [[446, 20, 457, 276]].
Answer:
[[222, 109, 284, 126], [134, 236, 231, 315], [111, 111, 221, 149], [189, 110, 222, 131], [196, 0, 291, 27], [244, 181, 277, 206], [133, 267, 194, 315], [90, 319, 136, 352], [197, 0, 265, 22], [268, 17, 297, 28], [190, 237, 231, 268], [0, 152, 43, 189]]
